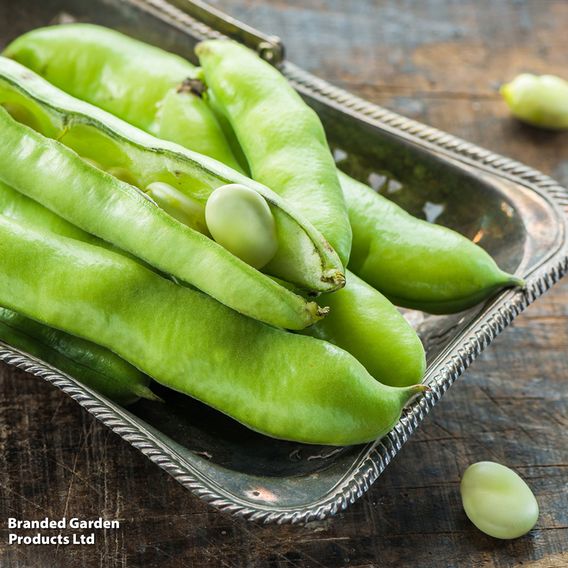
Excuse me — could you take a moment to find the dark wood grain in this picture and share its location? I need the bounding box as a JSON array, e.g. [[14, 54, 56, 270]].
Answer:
[[1, 1, 567, 567]]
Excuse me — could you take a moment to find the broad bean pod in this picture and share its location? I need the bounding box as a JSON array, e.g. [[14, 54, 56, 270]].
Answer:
[[0, 180, 158, 405], [0, 307, 155, 406], [303, 271, 426, 387], [0, 57, 345, 330], [0, 216, 425, 446], [341, 173, 523, 313], [4, 24, 244, 170], [196, 40, 353, 267]]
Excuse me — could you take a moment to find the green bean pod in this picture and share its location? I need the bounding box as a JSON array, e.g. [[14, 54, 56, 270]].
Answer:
[[4, 23, 244, 170], [0, 307, 156, 406], [0, 216, 425, 446], [303, 271, 426, 386], [0, 178, 96, 242], [342, 173, 523, 313], [0, 57, 346, 330], [196, 39, 353, 267], [0, 180, 159, 405]]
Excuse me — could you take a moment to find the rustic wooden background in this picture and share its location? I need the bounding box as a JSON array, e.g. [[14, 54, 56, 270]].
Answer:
[[1, 0, 566, 566]]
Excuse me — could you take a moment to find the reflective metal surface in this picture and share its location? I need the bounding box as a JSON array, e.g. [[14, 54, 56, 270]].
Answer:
[[0, 0, 566, 524]]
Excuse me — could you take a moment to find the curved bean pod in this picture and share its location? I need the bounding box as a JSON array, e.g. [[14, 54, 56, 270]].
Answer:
[[196, 39, 353, 267], [0, 105, 320, 329], [0, 180, 158, 405], [191, 40, 522, 314], [0, 307, 156, 406], [342, 173, 523, 313], [303, 271, 426, 387], [0, 216, 425, 446]]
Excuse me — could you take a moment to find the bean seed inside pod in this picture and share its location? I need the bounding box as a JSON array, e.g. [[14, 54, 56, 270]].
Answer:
[[460, 461, 539, 539], [108, 166, 138, 186], [145, 181, 207, 234], [205, 183, 278, 269]]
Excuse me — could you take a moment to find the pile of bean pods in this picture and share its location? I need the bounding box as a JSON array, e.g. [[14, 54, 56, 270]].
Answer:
[[0, 25, 523, 446]]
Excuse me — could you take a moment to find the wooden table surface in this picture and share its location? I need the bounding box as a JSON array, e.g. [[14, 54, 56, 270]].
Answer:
[[1, 1, 567, 567]]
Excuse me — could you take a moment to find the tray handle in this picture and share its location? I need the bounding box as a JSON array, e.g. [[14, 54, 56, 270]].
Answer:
[[165, 0, 285, 64]]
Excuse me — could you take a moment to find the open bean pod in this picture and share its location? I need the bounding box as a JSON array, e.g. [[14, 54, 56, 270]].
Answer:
[[0, 57, 345, 330]]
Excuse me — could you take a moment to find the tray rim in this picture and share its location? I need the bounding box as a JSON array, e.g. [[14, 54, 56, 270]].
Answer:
[[0, 0, 567, 525]]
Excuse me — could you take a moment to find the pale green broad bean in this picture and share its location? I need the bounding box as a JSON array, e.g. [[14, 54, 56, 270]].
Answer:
[[205, 184, 278, 269], [145, 181, 209, 236], [461, 461, 539, 539], [501, 73, 568, 130]]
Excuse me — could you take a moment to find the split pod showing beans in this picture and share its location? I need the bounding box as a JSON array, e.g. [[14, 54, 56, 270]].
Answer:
[[0, 215, 426, 446], [5, 25, 352, 268], [195, 39, 524, 315], [0, 56, 347, 330]]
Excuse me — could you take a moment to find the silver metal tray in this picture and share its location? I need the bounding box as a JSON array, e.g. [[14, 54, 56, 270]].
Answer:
[[0, 0, 566, 524]]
